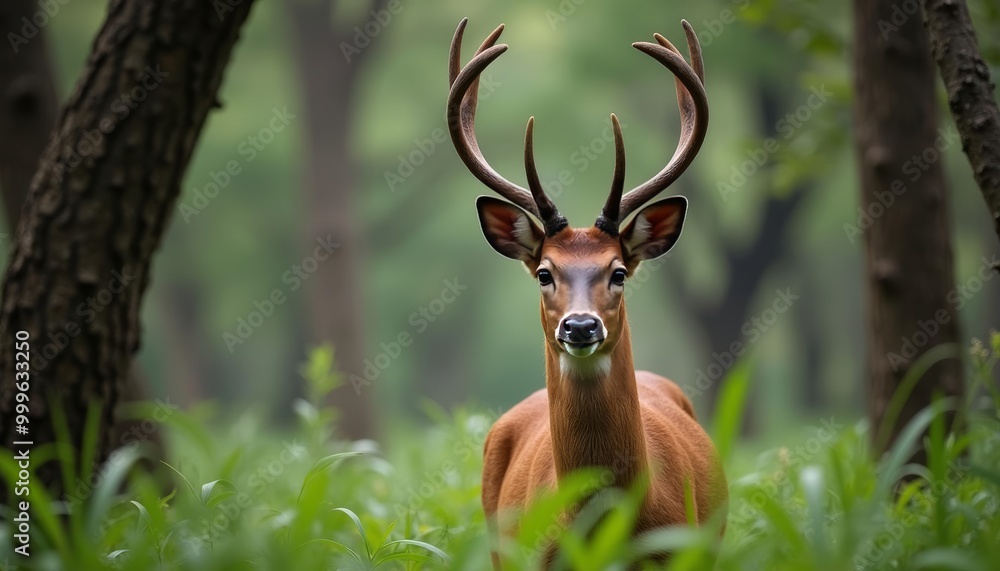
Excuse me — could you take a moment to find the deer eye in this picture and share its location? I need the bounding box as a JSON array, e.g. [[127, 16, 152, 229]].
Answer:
[[537, 269, 554, 286], [610, 269, 627, 287]]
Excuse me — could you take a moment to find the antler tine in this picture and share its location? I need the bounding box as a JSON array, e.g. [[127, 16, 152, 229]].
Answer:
[[595, 114, 626, 235], [617, 20, 708, 222], [653, 20, 704, 83], [524, 117, 568, 235], [449, 19, 506, 97], [447, 18, 565, 230]]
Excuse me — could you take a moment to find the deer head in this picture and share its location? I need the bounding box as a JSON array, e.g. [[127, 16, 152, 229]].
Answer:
[[447, 18, 707, 368]]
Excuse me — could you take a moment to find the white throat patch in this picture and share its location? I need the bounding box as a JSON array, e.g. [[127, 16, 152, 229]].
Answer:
[[559, 353, 611, 380]]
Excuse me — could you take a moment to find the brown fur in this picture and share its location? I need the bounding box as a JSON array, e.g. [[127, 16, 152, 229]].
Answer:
[[480, 226, 728, 565]]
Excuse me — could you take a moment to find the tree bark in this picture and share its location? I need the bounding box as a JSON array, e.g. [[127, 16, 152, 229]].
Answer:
[[1, 0, 169, 476], [0, 0, 59, 234], [922, 0, 1000, 248], [284, 0, 387, 440], [853, 0, 963, 462], [0, 0, 255, 496]]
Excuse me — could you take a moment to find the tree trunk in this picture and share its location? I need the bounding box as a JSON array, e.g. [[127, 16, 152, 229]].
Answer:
[[284, 0, 385, 439], [0, 0, 58, 233], [922, 0, 1000, 248], [853, 0, 963, 463], [159, 282, 211, 406], [1, 0, 169, 476], [0, 0, 255, 497], [796, 303, 825, 411]]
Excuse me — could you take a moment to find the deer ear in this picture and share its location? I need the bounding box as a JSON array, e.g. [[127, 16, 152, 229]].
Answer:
[[620, 196, 686, 265], [477, 196, 544, 263]]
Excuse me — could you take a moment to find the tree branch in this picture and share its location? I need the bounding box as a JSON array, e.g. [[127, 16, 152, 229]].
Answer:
[[922, 0, 1000, 244]]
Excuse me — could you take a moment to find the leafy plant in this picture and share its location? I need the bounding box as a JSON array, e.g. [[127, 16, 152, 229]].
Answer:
[[1, 342, 998, 570]]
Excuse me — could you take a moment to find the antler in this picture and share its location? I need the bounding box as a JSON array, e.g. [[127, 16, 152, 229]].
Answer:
[[447, 18, 567, 236], [599, 20, 708, 231], [595, 114, 627, 235]]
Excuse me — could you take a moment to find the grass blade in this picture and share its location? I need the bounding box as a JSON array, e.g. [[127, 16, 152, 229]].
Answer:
[[711, 357, 752, 466], [332, 507, 372, 561], [298, 538, 363, 562], [86, 445, 143, 537], [379, 539, 451, 564]]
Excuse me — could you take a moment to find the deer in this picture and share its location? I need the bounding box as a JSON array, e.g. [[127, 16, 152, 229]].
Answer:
[[446, 17, 729, 566]]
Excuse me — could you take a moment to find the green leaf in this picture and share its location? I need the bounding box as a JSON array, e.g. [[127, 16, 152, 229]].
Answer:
[[200, 479, 237, 507], [106, 549, 129, 561], [0, 452, 70, 556], [130, 500, 151, 530], [298, 538, 363, 563], [711, 357, 752, 466], [911, 548, 987, 571], [757, 494, 808, 553], [377, 538, 451, 565], [86, 445, 144, 537], [876, 344, 960, 452], [372, 552, 444, 567], [332, 507, 372, 561], [683, 478, 697, 527], [296, 452, 365, 505], [159, 460, 200, 501], [629, 527, 706, 559], [79, 403, 104, 502], [877, 399, 958, 498], [800, 465, 828, 561]]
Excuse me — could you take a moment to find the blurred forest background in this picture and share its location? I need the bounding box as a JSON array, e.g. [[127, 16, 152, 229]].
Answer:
[[5, 0, 999, 447]]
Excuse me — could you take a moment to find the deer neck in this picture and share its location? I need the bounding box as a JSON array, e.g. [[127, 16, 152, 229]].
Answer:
[[544, 316, 649, 489]]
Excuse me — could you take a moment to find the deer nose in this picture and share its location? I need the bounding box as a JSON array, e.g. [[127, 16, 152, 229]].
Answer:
[[560, 314, 602, 345]]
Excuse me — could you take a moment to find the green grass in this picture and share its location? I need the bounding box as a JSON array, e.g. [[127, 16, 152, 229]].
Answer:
[[2, 340, 999, 570]]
